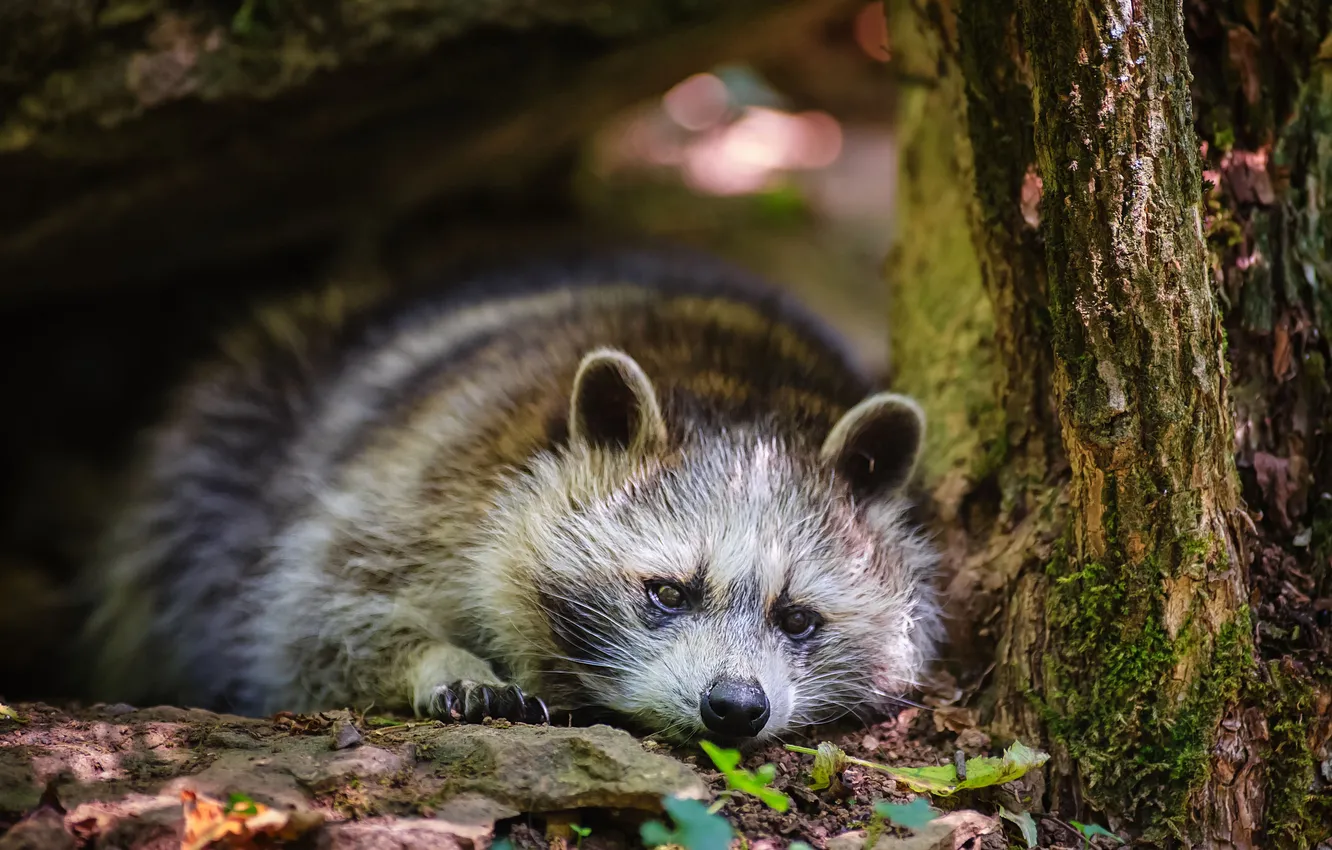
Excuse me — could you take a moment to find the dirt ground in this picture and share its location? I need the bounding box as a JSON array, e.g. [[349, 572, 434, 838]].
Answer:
[[0, 695, 1098, 850]]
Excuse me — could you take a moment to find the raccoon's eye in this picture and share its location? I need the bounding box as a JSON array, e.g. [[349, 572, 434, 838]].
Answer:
[[778, 608, 821, 640], [646, 580, 689, 613]]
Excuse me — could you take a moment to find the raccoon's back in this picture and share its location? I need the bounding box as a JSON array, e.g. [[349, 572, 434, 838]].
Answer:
[[80, 250, 876, 712]]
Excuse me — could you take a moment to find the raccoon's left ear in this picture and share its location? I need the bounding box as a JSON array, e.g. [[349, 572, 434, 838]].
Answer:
[[569, 348, 668, 454], [821, 392, 925, 502]]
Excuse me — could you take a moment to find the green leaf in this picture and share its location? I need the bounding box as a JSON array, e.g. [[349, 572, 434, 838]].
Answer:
[[698, 740, 790, 812], [570, 824, 591, 838], [0, 704, 25, 724], [699, 740, 742, 772], [806, 741, 847, 791], [873, 798, 939, 831], [225, 792, 260, 816], [790, 739, 1049, 798], [231, 0, 257, 33], [1070, 821, 1124, 845], [999, 808, 1038, 849], [640, 796, 734, 850], [639, 821, 674, 847]]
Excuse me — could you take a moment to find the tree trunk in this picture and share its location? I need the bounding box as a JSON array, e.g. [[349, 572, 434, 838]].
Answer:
[[884, 0, 1065, 697], [891, 0, 1332, 846], [1019, 0, 1253, 844]]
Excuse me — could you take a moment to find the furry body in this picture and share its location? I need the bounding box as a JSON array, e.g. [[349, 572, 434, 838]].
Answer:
[[82, 252, 939, 742]]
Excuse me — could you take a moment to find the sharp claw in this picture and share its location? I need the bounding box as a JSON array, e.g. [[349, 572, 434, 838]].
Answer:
[[505, 686, 528, 722], [529, 696, 550, 726], [480, 686, 498, 719], [463, 685, 487, 723], [448, 686, 464, 721], [429, 684, 459, 721], [431, 682, 551, 726]]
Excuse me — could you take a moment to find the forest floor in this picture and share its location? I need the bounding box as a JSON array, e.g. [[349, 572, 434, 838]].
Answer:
[[0, 693, 1096, 850]]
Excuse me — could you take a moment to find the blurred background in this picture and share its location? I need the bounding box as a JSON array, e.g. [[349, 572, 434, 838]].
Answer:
[[0, 0, 902, 700]]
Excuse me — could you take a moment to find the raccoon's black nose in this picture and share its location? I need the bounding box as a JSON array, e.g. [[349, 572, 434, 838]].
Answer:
[[701, 679, 770, 738]]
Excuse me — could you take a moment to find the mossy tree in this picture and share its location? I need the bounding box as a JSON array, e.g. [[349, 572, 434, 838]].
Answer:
[[889, 0, 1331, 846]]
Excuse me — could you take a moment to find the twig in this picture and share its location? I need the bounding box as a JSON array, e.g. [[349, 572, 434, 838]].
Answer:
[[1033, 812, 1090, 849]]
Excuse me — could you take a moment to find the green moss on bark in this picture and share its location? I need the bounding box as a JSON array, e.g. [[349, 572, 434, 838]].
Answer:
[[884, 0, 1000, 490], [1261, 663, 1332, 849], [955, 0, 1058, 497], [1038, 499, 1251, 839]]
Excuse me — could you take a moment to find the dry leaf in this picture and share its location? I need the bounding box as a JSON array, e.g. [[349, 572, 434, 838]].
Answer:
[[180, 789, 323, 850], [271, 711, 335, 734], [1222, 148, 1275, 206], [1020, 166, 1043, 229], [1272, 314, 1295, 382], [1227, 28, 1262, 105], [932, 706, 980, 735], [1254, 452, 1295, 529]]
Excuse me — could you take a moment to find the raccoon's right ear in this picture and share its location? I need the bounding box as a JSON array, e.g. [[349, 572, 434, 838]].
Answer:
[[568, 348, 668, 454], [821, 392, 925, 502]]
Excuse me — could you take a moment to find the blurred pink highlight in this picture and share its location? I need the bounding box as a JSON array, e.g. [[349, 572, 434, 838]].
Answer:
[[682, 107, 844, 195], [663, 73, 730, 132], [592, 71, 851, 197]]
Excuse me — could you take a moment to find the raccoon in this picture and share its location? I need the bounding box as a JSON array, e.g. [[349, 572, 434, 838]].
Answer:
[[80, 250, 939, 744]]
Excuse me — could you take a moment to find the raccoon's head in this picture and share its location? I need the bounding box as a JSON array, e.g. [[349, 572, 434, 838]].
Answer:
[[478, 348, 938, 744]]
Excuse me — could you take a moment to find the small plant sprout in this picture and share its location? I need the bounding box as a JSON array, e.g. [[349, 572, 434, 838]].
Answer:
[[1070, 820, 1125, 847], [569, 824, 591, 847], [874, 798, 939, 831], [999, 808, 1039, 848], [640, 796, 734, 850], [786, 739, 1048, 796], [699, 740, 791, 812]]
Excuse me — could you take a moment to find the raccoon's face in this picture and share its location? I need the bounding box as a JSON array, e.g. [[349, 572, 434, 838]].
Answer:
[[481, 348, 937, 745]]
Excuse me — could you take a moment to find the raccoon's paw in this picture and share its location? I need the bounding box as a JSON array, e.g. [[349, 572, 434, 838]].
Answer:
[[427, 681, 550, 726]]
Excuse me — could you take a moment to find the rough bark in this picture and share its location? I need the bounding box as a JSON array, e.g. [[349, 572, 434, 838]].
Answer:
[[882, 0, 1020, 685], [887, 0, 1315, 846], [1185, 1, 1332, 845], [884, 0, 1066, 756], [1015, 1, 1255, 843], [882, 0, 998, 490], [950, 0, 1068, 753]]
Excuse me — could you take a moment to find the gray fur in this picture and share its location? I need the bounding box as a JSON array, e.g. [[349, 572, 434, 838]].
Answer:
[[80, 257, 940, 742]]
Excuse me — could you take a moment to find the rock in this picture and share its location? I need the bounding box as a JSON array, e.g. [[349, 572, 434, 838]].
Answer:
[[421, 723, 707, 812], [823, 811, 1000, 850], [0, 809, 75, 850], [332, 720, 363, 750], [430, 793, 519, 827], [827, 829, 868, 850], [316, 817, 490, 850], [0, 703, 704, 850]]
